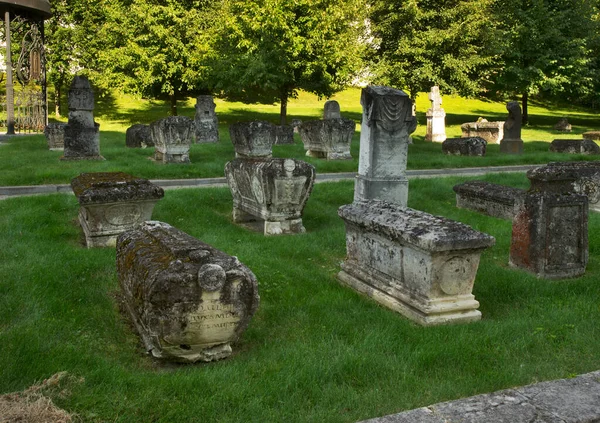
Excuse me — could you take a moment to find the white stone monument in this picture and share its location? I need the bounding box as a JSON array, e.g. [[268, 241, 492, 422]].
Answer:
[[425, 86, 446, 142]]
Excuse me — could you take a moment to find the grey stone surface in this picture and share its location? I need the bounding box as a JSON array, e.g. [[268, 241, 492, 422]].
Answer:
[[229, 121, 276, 158], [117, 221, 259, 363], [425, 86, 446, 142], [298, 118, 355, 160], [151, 116, 194, 163], [499, 101, 523, 154], [125, 124, 153, 148], [442, 137, 487, 156], [453, 180, 525, 220], [354, 85, 417, 205], [359, 371, 600, 423], [44, 123, 66, 151], [274, 124, 295, 145], [583, 131, 600, 141], [554, 117, 572, 132], [323, 100, 341, 119], [338, 200, 494, 325], [550, 139, 600, 155], [61, 76, 103, 160], [461, 121, 504, 144], [194, 95, 219, 143], [71, 172, 164, 248]]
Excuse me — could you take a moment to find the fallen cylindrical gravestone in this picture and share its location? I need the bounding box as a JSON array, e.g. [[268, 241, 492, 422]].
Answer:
[[117, 221, 259, 363]]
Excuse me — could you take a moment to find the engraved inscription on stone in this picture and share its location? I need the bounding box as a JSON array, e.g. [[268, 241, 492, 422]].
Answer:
[[439, 256, 473, 295], [183, 290, 241, 347], [105, 204, 142, 226], [273, 176, 307, 205]]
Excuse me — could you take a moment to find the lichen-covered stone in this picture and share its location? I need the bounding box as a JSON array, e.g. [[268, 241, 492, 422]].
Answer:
[[510, 191, 588, 279], [442, 137, 487, 156], [225, 158, 315, 235], [126, 124, 153, 148], [460, 121, 504, 144], [274, 125, 294, 145], [554, 118, 572, 132], [71, 172, 164, 248], [453, 180, 525, 219], [323, 100, 341, 119], [117, 221, 259, 362], [194, 95, 219, 143], [298, 118, 355, 160], [151, 116, 194, 163], [229, 121, 276, 158], [499, 101, 523, 154], [338, 200, 495, 325], [425, 86, 446, 142], [550, 139, 600, 155], [44, 123, 65, 151], [354, 85, 417, 205], [582, 131, 600, 141]]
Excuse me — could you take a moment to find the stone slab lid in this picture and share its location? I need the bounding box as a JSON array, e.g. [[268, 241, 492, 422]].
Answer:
[[338, 200, 495, 252], [71, 172, 164, 204], [453, 180, 525, 205], [0, 0, 51, 18], [527, 161, 600, 183]]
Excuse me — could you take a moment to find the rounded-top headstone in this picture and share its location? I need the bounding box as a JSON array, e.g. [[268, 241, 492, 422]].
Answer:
[[323, 100, 341, 119], [229, 121, 276, 158]]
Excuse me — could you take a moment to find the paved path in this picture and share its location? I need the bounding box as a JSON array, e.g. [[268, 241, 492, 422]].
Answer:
[[0, 164, 538, 199]]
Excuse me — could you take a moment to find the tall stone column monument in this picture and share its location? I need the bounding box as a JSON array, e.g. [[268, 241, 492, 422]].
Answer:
[[425, 86, 446, 142], [354, 85, 417, 205]]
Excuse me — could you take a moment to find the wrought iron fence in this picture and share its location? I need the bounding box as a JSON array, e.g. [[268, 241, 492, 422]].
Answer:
[[0, 90, 45, 133]]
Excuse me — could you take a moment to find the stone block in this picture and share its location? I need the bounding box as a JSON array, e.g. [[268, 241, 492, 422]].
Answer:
[[550, 138, 600, 155], [151, 116, 194, 163], [225, 158, 315, 235], [323, 100, 341, 119], [442, 137, 487, 156], [510, 191, 588, 279], [274, 125, 295, 145], [453, 181, 525, 220], [44, 123, 65, 151], [554, 118, 572, 132], [460, 121, 504, 144], [298, 118, 355, 160], [125, 124, 153, 148], [71, 172, 164, 248], [229, 121, 276, 158], [582, 131, 600, 141], [116, 221, 259, 363], [499, 101, 523, 154], [337, 200, 495, 325], [194, 95, 219, 143], [67, 76, 94, 111]]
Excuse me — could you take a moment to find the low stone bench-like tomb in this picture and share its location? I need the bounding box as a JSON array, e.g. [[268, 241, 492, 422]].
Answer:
[[298, 118, 355, 160], [71, 172, 164, 248], [442, 137, 487, 156], [117, 221, 259, 363], [582, 131, 600, 141], [460, 121, 504, 144], [550, 139, 600, 155], [453, 180, 525, 220], [338, 200, 495, 326]]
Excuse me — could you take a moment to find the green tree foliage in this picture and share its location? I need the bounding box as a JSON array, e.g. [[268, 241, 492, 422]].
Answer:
[[210, 0, 367, 124], [369, 0, 498, 99]]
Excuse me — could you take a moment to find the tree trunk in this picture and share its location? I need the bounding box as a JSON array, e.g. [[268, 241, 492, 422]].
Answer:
[[54, 85, 61, 118], [522, 91, 528, 125], [170, 93, 178, 116], [280, 92, 288, 125]]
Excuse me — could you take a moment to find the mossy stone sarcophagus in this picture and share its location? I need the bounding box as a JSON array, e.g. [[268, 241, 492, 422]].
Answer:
[[117, 221, 259, 363]]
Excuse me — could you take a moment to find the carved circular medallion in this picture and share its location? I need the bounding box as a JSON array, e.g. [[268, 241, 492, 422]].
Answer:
[[578, 178, 600, 204], [251, 175, 265, 204], [283, 159, 296, 174], [439, 256, 472, 296], [105, 204, 142, 226], [198, 264, 226, 291]]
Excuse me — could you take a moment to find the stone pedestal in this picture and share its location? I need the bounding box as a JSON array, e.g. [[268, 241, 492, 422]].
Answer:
[[71, 172, 164, 248], [550, 139, 600, 155], [425, 86, 446, 142], [126, 124, 153, 148], [116, 221, 259, 363], [274, 125, 294, 145], [194, 95, 219, 143], [298, 118, 355, 160], [151, 116, 194, 163], [510, 192, 588, 279], [229, 121, 276, 158], [461, 121, 504, 144], [354, 85, 417, 205], [323, 100, 341, 119], [44, 123, 65, 151], [499, 101, 523, 154], [61, 76, 103, 160], [338, 200, 495, 325], [442, 137, 487, 156]]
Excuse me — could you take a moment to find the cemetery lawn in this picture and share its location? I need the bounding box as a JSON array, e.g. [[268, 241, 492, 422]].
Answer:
[[1, 173, 599, 422], [0, 88, 599, 186]]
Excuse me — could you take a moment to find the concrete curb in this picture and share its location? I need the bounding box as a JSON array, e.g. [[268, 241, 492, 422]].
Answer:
[[0, 165, 538, 199]]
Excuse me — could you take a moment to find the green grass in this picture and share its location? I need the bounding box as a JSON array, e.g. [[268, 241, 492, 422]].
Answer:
[[1, 174, 599, 422], [0, 88, 598, 186]]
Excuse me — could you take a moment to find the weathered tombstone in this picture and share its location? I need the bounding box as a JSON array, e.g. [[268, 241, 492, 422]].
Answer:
[[354, 85, 417, 205], [453, 180, 525, 220], [582, 131, 600, 141], [151, 116, 194, 163], [337, 200, 495, 325], [226, 121, 316, 235], [499, 101, 523, 154], [425, 86, 446, 142], [71, 172, 164, 248], [125, 124, 153, 148], [298, 118, 355, 160], [442, 137, 487, 156], [194, 95, 219, 143], [61, 76, 103, 160], [44, 123, 65, 151], [510, 191, 588, 279], [460, 121, 504, 144], [117, 221, 259, 363], [323, 100, 341, 119], [554, 118, 572, 132], [291, 119, 302, 134], [274, 124, 295, 145], [550, 139, 600, 155]]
